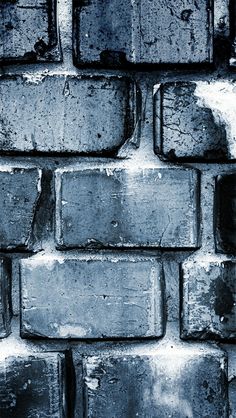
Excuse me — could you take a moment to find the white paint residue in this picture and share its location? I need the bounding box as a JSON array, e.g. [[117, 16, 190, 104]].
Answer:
[[153, 83, 161, 96], [23, 73, 46, 84], [59, 325, 87, 338], [0, 336, 32, 359], [85, 377, 100, 390], [194, 81, 236, 157]]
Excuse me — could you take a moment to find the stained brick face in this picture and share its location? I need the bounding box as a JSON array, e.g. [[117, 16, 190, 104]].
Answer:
[[55, 166, 200, 248], [82, 347, 228, 418], [20, 255, 164, 339], [0, 75, 137, 153], [0, 167, 41, 249], [0, 0, 235, 417], [0, 352, 66, 417], [0, 0, 61, 62], [74, 0, 213, 65]]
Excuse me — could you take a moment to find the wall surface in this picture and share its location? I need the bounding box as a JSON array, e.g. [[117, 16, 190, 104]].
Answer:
[[0, 0, 236, 417]]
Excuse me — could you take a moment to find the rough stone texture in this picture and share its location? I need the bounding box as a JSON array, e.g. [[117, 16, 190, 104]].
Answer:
[[0, 0, 235, 415], [74, 0, 213, 65], [82, 345, 228, 418], [0, 258, 11, 338], [0, 0, 61, 63], [215, 0, 230, 38], [55, 166, 200, 249], [21, 254, 163, 339], [181, 257, 236, 340], [0, 352, 65, 418], [216, 173, 236, 253], [0, 75, 136, 154], [0, 167, 41, 249], [155, 81, 236, 161], [230, 0, 236, 66]]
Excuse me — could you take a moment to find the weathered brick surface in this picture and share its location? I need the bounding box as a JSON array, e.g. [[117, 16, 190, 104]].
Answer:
[[0, 258, 11, 338], [56, 166, 200, 248], [82, 345, 228, 417], [0, 0, 60, 62], [0, 0, 235, 415], [74, 0, 213, 65], [155, 81, 236, 161], [181, 257, 236, 340], [0, 352, 66, 418], [0, 167, 41, 249], [216, 173, 236, 253], [0, 75, 136, 153], [20, 254, 163, 339]]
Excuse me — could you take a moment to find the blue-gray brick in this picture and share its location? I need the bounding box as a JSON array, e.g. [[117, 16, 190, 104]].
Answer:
[[55, 166, 200, 248], [181, 257, 236, 340], [0, 0, 60, 62], [82, 345, 228, 417], [20, 254, 164, 339], [0, 75, 136, 153], [0, 258, 11, 338], [74, 0, 213, 65], [0, 167, 41, 249], [0, 352, 66, 418], [216, 173, 236, 253], [155, 81, 234, 161]]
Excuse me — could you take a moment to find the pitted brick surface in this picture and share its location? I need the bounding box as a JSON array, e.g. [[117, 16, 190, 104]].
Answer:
[[74, 0, 213, 65], [0, 0, 235, 416], [55, 166, 200, 248], [21, 255, 164, 339], [0, 0, 60, 62], [0, 75, 136, 154]]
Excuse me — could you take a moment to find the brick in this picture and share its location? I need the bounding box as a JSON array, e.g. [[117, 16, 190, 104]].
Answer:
[[215, 0, 230, 38], [0, 167, 41, 249], [82, 345, 228, 417], [0, 0, 60, 63], [216, 173, 236, 253], [20, 254, 163, 339], [155, 81, 236, 161], [0, 352, 66, 418], [74, 0, 213, 65], [230, 0, 236, 66], [181, 257, 236, 340], [0, 75, 136, 154], [55, 166, 200, 249], [0, 258, 11, 338]]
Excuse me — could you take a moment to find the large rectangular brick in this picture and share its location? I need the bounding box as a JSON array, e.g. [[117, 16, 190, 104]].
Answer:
[[181, 257, 236, 340], [0, 75, 136, 154], [155, 81, 235, 161], [0, 258, 11, 338], [0, 167, 41, 249], [216, 173, 236, 253], [74, 0, 213, 65], [82, 345, 228, 417], [0, 352, 66, 418], [20, 254, 163, 339], [0, 0, 60, 62], [55, 166, 200, 248]]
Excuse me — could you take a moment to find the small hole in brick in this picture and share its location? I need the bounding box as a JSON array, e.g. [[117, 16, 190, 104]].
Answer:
[[111, 220, 118, 227]]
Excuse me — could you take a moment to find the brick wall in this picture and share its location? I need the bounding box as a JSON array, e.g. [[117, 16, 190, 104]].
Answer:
[[0, 0, 235, 417]]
